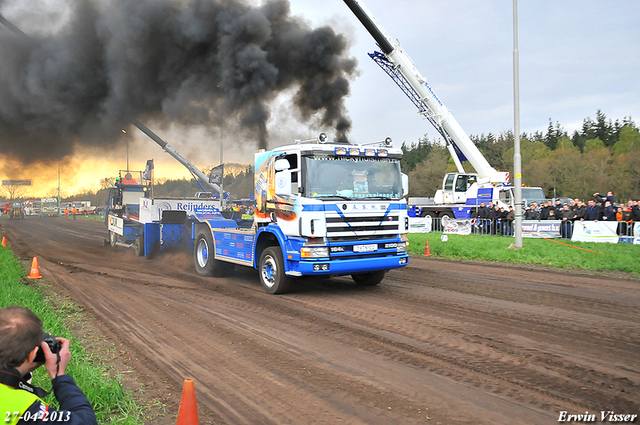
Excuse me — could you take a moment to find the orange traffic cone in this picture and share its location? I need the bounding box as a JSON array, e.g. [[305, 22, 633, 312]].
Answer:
[[424, 241, 431, 256], [27, 257, 43, 279], [1, 236, 6, 247], [176, 379, 199, 425]]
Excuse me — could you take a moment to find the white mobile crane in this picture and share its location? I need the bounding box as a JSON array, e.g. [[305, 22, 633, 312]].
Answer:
[[343, 0, 544, 219]]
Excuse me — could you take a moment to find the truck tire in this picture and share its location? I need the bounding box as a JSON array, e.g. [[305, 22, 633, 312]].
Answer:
[[109, 231, 118, 247], [438, 211, 452, 220], [351, 270, 386, 286], [259, 246, 292, 294], [134, 237, 144, 257], [194, 229, 232, 277], [145, 241, 159, 260]]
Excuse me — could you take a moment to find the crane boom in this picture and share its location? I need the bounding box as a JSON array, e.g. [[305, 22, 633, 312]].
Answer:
[[132, 120, 221, 194], [343, 0, 508, 186]]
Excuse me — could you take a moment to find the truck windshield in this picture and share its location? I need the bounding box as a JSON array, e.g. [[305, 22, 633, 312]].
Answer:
[[521, 188, 545, 204], [304, 156, 402, 200]]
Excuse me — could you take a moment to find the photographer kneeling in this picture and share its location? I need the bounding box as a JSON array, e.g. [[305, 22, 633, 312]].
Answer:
[[0, 306, 97, 425]]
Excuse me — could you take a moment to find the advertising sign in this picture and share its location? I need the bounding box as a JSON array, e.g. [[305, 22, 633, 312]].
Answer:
[[522, 220, 561, 238], [442, 217, 472, 235], [408, 216, 432, 233], [571, 221, 619, 243]]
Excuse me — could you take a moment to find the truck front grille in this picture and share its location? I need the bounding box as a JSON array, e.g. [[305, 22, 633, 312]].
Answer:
[[325, 214, 400, 237]]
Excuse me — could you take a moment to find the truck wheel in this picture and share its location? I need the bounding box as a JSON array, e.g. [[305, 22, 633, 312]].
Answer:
[[195, 229, 216, 276], [109, 231, 118, 247], [259, 246, 292, 294], [194, 229, 232, 277], [145, 241, 159, 260], [351, 270, 386, 286], [438, 212, 451, 220], [134, 237, 144, 257]]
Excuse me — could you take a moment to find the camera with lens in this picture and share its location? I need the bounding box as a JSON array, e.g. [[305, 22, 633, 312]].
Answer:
[[34, 333, 61, 363]]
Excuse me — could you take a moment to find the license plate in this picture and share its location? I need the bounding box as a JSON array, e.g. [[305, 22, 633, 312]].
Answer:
[[353, 244, 378, 253]]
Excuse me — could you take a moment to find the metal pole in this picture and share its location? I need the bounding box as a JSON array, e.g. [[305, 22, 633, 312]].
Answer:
[[513, 0, 523, 248], [220, 125, 224, 207], [121, 129, 129, 172], [57, 163, 61, 213]]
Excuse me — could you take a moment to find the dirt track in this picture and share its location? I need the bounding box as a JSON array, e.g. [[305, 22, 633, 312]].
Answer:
[[1, 216, 639, 424]]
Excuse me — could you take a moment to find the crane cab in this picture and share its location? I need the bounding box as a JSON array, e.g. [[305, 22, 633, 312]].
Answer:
[[434, 173, 477, 204]]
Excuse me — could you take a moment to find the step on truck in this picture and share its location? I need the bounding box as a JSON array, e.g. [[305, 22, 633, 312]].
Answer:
[[192, 133, 410, 293]]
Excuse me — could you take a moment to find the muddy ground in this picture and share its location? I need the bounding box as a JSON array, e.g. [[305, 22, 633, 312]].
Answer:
[[1, 216, 638, 424]]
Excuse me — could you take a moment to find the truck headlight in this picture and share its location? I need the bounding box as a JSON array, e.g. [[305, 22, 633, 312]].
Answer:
[[396, 242, 407, 253], [301, 247, 329, 258]]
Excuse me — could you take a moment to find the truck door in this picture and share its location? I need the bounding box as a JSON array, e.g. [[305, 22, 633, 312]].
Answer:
[[442, 173, 455, 203], [453, 175, 469, 203]]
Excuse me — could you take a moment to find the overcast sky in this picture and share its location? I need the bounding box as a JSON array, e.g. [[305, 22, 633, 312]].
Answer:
[[291, 0, 640, 147], [2, 0, 639, 196]]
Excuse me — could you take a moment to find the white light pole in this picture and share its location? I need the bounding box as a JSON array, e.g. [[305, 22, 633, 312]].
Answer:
[[513, 0, 523, 248]]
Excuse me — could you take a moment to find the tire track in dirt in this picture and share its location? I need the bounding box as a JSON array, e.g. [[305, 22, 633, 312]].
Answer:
[[2, 218, 638, 424]]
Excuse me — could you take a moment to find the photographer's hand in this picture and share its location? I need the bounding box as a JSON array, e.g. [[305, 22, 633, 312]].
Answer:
[[42, 337, 71, 379]]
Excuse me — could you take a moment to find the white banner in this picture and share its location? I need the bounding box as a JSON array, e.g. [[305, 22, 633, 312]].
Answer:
[[408, 216, 432, 233], [522, 220, 562, 238], [442, 217, 472, 235], [635, 223, 640, 245], [571, 221, 619, 243]]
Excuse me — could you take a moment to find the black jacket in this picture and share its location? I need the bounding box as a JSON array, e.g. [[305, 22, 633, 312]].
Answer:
[[584, 204, 601, 221]]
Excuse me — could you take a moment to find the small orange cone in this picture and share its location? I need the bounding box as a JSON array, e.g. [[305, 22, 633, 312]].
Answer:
[[424, 241, 431, 256], [1, 236, 6, 247], [27, 257, 43, 279], [176, 379, 199, 425]]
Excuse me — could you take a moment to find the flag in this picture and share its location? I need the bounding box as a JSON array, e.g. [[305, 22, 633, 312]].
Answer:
[[142, 159, 154, 180], [209, 164, 224, 185]]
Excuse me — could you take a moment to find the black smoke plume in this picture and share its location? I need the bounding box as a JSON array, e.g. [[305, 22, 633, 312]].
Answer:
[[0, 0, 357, 167]]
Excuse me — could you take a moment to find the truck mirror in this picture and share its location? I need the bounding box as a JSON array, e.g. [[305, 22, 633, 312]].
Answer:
[[274, 159, 290, 171], [402, 173, 409, 197], [275, 170, 292, 196]]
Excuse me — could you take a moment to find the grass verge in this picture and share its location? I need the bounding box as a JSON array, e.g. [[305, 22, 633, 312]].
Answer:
[[407, 232, 640, 275], [0, 245, 146, 424]]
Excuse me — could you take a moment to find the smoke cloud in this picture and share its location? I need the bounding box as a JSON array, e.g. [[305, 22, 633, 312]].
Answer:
[[0, 0, 357, 168]]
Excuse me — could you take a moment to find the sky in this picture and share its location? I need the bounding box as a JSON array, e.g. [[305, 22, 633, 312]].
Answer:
[[294, 0, 640, 145], [1, 0, 639, 197]]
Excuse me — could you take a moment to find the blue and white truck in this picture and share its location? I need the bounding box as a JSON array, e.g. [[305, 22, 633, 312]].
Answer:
[[106, 124, 409, 294]]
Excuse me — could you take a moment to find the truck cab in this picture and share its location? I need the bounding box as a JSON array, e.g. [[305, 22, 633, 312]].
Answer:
[[105, 170, 150, 248], [434, 173, 477, 205], [192, 134, 410, 294]]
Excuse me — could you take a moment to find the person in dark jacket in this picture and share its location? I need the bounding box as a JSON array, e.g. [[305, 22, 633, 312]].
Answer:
[[594, 191, 615, 219], [524, 202, 541, 220], [540, 200, 553, 220], [573, 200, 587, 221], [560, 204, 574, 239], [504, 206, 515, 236], [0, 306, 97, 425], [488, 204, 501, 235], [582, 200, 601, 221], [601, 200, 616, 221], [631, 200, 640, 221], [553, 199, 564, 217]]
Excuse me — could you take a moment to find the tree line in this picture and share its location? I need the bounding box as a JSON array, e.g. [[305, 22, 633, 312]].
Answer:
[[3, 111, 638, 205], [401, 110, 640, 201]]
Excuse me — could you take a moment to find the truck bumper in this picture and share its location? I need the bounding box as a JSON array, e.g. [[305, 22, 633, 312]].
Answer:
[[288, 254, 409, 276]]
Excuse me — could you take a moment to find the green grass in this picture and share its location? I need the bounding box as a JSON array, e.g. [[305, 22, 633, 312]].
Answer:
[[0, 245, 148, 424], [407, 232, 640, 275]]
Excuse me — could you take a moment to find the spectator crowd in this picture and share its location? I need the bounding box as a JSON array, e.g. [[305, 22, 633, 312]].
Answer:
[[472, 191, 640, 239]]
